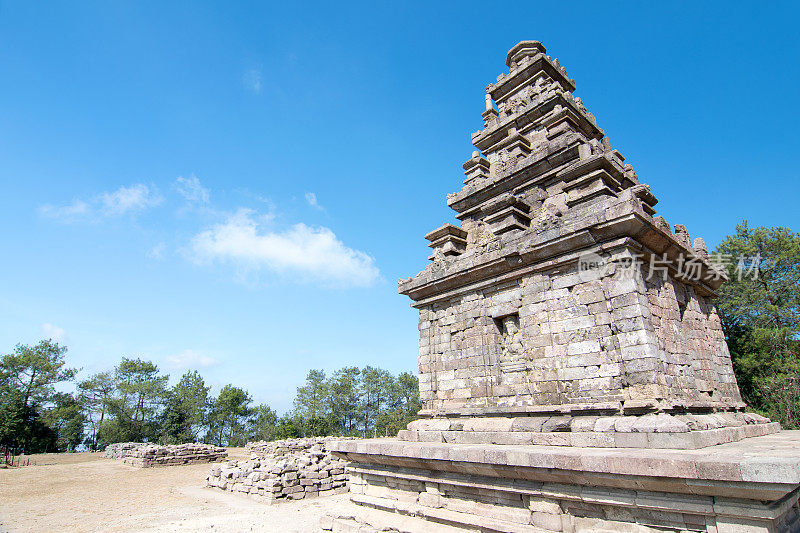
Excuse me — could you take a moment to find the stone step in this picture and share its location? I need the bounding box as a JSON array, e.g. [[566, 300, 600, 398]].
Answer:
[[346, 494, 549, 533], [323, 501, 507, 533]]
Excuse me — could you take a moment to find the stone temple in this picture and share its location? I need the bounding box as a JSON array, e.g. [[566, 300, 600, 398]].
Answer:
[[327, 42, 800, 533]]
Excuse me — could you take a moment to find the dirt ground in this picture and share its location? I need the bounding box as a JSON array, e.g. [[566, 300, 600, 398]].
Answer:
[[0, 450, 350, 532]]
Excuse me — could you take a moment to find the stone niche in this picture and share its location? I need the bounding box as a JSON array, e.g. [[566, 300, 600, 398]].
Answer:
[[326, 41, 800, 533]]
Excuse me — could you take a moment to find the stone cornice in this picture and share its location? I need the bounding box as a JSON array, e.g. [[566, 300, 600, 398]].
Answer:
[[472, 92, 603, 152], [399, 198, 725, 306], [447, 141, 582, 216], [489, 51, 576, 103]]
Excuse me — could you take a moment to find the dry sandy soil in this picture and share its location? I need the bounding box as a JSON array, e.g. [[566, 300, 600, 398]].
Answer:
[[0, 449, 350, 532]]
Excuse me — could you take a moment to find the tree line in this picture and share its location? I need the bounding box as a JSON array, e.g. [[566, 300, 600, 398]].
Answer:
[[0, 347, 419, 455], [715, 222, 800, 429]]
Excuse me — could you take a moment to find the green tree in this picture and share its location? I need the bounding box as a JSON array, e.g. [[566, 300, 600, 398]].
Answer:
[[77, 371, 116, 450], [274, 414, 303, 440], [395, 372, 421, 414], [304, 415, 331, 437], [326, 367, 361, 436], [107, 358, 168, 442], [209, 385, 252, 446], [0, 385, 27, 456], [160, 370, 210, 443], [376, 372, 420, 436], [1, 340, 77, 408], [43, 392, 85, 452], [293, 369, 328, 420], [360, 366, 393, 437], [160, 392, 191, 444], [0, 340, 77, 454], [249, 404, 278, 441], [0, 391, 57, 454], [716, 222, 800, 427]]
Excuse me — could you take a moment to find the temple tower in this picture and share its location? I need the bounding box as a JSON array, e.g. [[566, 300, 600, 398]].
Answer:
[[327, 42, 800, 533], [396, 40, 760, 445]]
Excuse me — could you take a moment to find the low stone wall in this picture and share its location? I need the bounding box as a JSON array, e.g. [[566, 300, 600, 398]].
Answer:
[[103, 442, 227, 467], [207, 437, 352, 503], [245, 436, 357, 458], [102, 442, 142, 459]]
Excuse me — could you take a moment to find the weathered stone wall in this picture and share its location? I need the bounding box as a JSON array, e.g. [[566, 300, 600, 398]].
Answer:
[[417, 238, 743, 416], [102, 442, 142, 460], [206, 438, 350, 503], [396, 37, 747, 423], [644, 274, 739, 401], [103, 442, 227, 467], [244, 436, 357, 458]]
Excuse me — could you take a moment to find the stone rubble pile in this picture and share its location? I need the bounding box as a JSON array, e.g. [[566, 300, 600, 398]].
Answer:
[[206, 437, 352, 503], [103, 442, 227, 467]]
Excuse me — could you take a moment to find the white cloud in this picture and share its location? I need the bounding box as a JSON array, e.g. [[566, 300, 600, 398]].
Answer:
[[41, 323, 67, 344], [39, 183, 162, 222], [165, 349, 218, 370], [175, 175, 210, 204], [100, 184, 162, 215], [242, 68, 262, 94], [305, 192, 324, 211], [38, 200, 90, 221], [147, 242, 167, 260], [189, 209, 379, 287]]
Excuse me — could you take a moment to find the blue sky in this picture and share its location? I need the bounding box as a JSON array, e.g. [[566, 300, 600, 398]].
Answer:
[[1, 1, 798, 413]]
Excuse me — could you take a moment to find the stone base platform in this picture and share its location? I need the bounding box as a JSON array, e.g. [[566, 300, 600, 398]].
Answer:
[[325, 432, 800, 533], [402, 412, 779, 450]]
